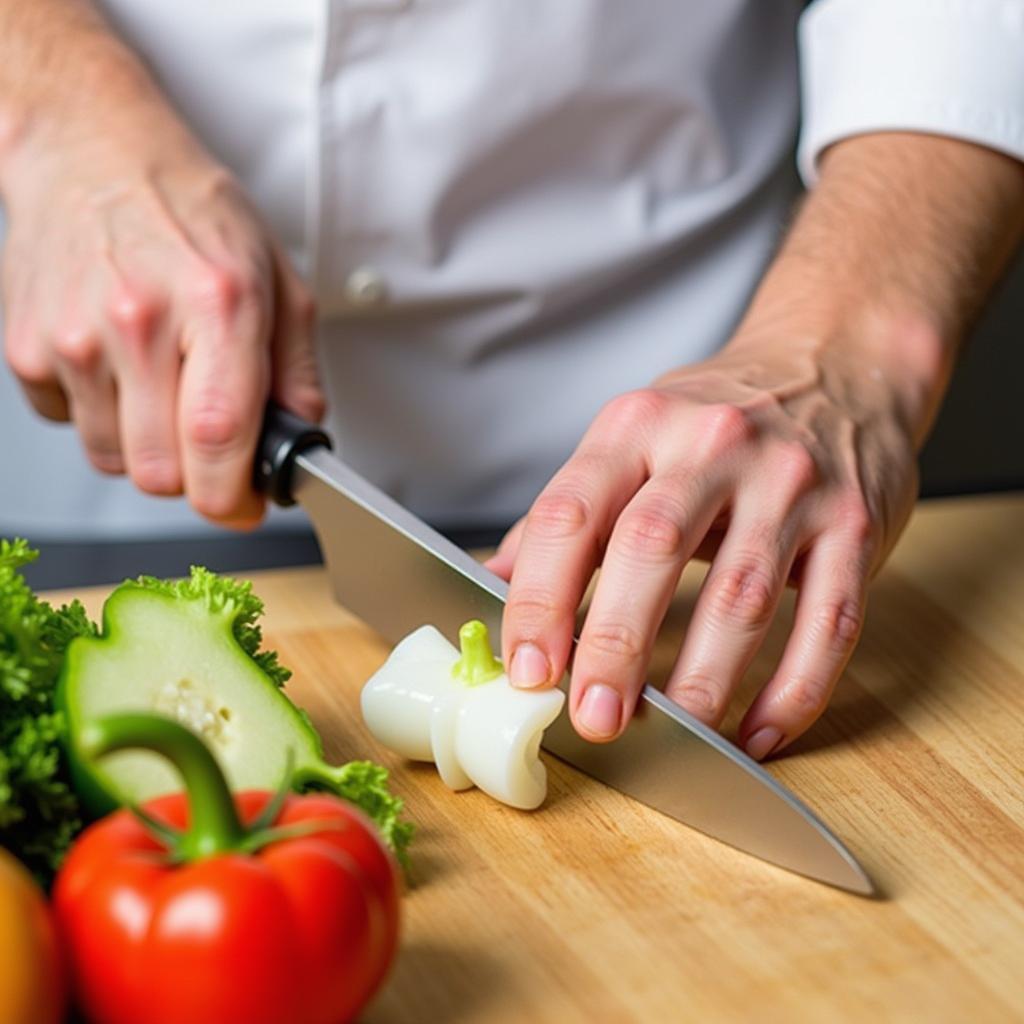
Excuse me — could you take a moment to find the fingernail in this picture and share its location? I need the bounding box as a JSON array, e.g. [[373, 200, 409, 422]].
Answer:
[[746, 726, 783, 761], [578, 684, 623, 739], [510, 643, 549, 688]]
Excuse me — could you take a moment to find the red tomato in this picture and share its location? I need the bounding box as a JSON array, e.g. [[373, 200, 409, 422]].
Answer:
[[53, 790, 400, 1024]]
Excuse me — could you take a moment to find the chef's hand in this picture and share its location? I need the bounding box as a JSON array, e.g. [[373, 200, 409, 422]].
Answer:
[[489, 339, 918, 761], [0, 1, 323, 527], [491, 132, 1024, 759]]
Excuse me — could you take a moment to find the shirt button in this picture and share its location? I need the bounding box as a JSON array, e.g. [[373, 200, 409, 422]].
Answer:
[[344, 266, 389, 307]]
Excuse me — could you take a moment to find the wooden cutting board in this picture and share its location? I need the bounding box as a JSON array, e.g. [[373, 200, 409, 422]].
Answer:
[[57, 494, 1024, 1023]]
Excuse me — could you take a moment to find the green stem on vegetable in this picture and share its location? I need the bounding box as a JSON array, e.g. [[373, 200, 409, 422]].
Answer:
[[80, 713, 250, 860], [451, 620, 502, 686]]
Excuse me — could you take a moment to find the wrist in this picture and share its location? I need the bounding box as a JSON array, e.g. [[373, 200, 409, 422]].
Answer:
[[725, 292, 953, 450], [0, 34, 201, 201], [721, 132, 1024, 449]]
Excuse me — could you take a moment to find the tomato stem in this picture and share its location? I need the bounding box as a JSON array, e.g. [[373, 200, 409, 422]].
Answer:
[[79, 713, 247, 859]]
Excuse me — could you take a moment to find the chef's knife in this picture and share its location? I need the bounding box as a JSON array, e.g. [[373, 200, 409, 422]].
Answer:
[[256, 405, 873, 895]]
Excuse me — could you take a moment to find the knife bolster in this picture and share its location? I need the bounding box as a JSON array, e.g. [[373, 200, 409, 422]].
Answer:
[[255, 403, 333, 507]]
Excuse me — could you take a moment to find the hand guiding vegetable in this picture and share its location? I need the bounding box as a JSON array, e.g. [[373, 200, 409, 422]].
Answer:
[[489, 331, 923, 759], [54, 712, 400, 1024]]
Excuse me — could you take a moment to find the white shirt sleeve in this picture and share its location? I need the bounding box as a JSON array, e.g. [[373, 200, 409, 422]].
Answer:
[[797, 0, 1024, 185]]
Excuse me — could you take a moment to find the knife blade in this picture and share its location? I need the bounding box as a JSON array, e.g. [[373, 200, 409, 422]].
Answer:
[[257, 405, 873, 895]]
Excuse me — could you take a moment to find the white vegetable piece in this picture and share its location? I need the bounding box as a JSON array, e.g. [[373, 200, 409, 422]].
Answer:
[[361, 620, 565, 810]]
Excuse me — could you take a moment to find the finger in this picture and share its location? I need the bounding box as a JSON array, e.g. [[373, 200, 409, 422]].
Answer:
[[502, 449, 644, 690], [52, 328, 124, 474], [106, 290, 183, 495], [269, 254, 325, 422], [737, 531, 869, 760], [178, 266, 270, 526], [18, 379, 69, 421], [663, 501, 803, 730], [502, 390, 673, 690], [504, 407, 668, 694], [568, 472, 722, 741], [483, 517, 525, 581], [5, 328, 69, 420]]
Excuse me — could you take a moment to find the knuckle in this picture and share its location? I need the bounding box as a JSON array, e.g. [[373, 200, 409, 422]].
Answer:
[[616, 506, 684, 560], [696, 403, 754, 460], [107, 291, 160, 336], [506, 588, 568, 629], [185, 400, 246, 456], [527, 490, 592, 540], [5, 337, 52, 386], [597, 388, 669, 437], [706, 557, 777, 629], [53, 328, 103, 371], [191, 262, 258, 317], [194, 265, 238, 307], [812, 598, 863, 649], [773, 441, 819, 495], [582, 621, 646, 662], [670, 677, 726, 721], [784, 674, 832, 715]]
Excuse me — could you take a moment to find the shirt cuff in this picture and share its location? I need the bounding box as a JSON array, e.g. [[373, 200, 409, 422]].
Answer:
[[797, 0, 1024, 186]]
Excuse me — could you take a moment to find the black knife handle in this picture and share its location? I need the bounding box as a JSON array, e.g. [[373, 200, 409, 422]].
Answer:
[[255, 403, 332, 507]]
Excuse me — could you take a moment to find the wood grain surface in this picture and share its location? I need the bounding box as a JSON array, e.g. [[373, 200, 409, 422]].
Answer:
[[57, 495, 1024, 1023]]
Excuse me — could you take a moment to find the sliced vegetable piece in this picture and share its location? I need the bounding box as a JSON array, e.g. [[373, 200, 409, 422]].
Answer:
[[361, 620, 565, 809], [57, 568, 411, 858]]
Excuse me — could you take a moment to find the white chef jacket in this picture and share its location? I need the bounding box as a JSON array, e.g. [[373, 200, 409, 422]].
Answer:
[[1, 0, 1022, 537]]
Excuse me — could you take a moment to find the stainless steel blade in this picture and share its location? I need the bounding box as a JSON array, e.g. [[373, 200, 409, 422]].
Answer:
[[292, 446, 873, 895]]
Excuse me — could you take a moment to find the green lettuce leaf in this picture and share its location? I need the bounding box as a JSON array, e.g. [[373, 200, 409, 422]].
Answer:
[[0, 540, 95, 883]]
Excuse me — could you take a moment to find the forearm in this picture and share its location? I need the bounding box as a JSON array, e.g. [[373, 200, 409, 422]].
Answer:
[[731, 132, 1024, 445], [0, 0, 200, 197]]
